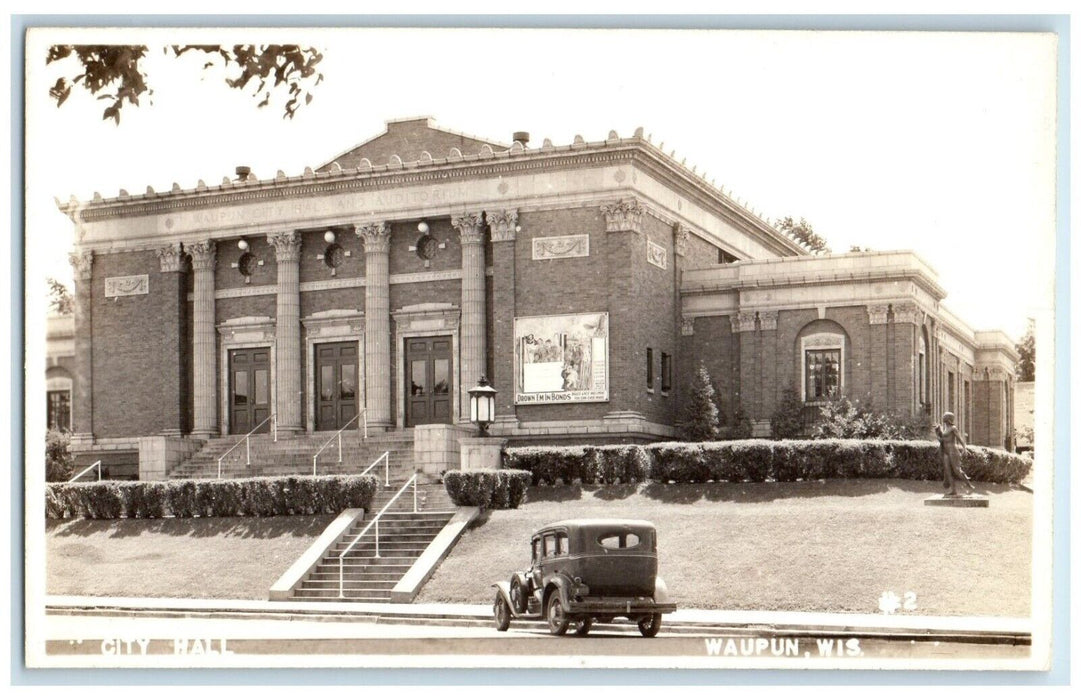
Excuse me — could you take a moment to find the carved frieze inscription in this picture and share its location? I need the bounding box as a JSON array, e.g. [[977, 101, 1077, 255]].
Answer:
[[104, 274, 149, 298], [532, 234, 589, 261]]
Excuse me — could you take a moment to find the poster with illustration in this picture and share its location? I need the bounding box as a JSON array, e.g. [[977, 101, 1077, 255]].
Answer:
[[514, 312, 608, 404]]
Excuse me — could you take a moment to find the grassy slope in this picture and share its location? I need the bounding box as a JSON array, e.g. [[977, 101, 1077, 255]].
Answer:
[[46, 515, 335, 599], [416, 480, 1032, 617]]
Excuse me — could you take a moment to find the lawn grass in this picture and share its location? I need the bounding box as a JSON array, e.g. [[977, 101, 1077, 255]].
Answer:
[[415, 480, 1032, 617], [46, 515, 335, 600]]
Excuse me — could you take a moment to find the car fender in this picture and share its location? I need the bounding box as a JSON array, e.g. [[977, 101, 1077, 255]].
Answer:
[[653, 576, 671, 604], [541, 573, 573, 609]]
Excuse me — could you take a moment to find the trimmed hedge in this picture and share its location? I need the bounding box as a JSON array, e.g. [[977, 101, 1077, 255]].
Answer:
[[45, 474, 378, 520], [503, 445, 651, 486], [443, 469, 532, 509], [504, 440, 1031, 486]]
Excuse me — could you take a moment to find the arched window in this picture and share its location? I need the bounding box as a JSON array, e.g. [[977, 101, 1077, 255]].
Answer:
[[800, 330, 845, 402]]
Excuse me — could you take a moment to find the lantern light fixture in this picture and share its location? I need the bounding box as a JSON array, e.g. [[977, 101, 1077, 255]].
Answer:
[[417, 221, 429, 234], [237, 239, 249, 251], [468, 375, 498, 437], [324, 230, 336, 244]]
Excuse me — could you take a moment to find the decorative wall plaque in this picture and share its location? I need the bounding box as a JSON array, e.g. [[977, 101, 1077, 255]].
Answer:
[[104, 274, 149, 298], [532, 234, 589, 261], [647, 240, 667, 269]]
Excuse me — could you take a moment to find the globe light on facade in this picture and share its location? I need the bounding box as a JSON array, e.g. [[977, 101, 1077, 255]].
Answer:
[[468, 375, 498, 437], [324, 230, 336, 244], [237, 238, 249, 251], [417, 221, 430, 234]]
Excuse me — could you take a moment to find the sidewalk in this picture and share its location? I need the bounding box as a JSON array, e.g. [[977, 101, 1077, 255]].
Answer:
[[44, 595, 1031, 643]]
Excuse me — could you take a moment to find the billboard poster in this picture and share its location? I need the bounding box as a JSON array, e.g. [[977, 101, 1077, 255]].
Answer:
[[514, 312, 608, 405]]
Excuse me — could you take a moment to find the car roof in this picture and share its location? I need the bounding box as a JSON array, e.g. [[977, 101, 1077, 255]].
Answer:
[[533, 519, 656, 535]]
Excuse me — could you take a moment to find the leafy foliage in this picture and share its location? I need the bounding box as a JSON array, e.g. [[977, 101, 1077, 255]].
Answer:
[[443, 469, 532, 509], [503, 445, 651, 486], [1016, 318, 1035, 382], [46, 429, 73, 482], [810, 394, 932, 440], [47, 278, 74, 314], [681, 363, 721, 441], [775, 216, 830, 254], [770, 386, 805, 439], [47, 44, 324, 123]]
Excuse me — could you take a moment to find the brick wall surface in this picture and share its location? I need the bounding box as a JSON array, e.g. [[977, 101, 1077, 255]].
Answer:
[[388, 218, 462, 276], [679, 315, 739, 425], [298, 228, 364, 282], [216, 236, 276, 290], [631, 213, 678, 425], [325, 119, 502, 170]]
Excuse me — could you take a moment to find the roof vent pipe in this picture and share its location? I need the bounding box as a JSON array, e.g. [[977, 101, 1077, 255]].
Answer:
[[235, 166, 251, 181], [512, 131, 530, 147]]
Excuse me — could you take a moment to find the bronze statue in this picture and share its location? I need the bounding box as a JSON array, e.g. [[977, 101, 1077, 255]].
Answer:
[[934, 412, 975, 496]]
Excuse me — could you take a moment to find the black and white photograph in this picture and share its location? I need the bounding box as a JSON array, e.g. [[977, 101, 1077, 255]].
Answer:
[[18, 19, 1063, 679]]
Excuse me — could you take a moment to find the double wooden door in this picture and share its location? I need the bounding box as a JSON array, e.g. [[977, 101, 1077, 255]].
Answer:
[[405, 336, 453, 427]]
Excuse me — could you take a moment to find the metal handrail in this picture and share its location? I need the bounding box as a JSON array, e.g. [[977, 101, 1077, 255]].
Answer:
[[68, 460, 102, 482], [358, 451, 391, 487], [312, 409, 366, 476], [217, 413, 277, 479], [338, 471, 419, 598]]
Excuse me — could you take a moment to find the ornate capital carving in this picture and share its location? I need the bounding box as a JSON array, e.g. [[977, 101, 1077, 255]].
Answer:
[[758, 310, 778, 331], [69, 251, 93, 281], [356, 222, 391, 254], [268, 232, 301, 262], [188, 240, 217, 271], [157, 242, 184, 272], [452, 212, 485, 245], [673, 222, 690, 257], [867, 303, 890, 325], [892, 302, 921, 325], [731, 311, 758, 333], [601, 197, 643, 234], [681, 316, 695, 336], [487, 209, 518, 243]]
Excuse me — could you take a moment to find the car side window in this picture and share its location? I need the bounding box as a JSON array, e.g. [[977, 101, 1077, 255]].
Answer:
[[542, 534, 556, 559], [598, 532, 642, 550], [555, 533, 569, 555]]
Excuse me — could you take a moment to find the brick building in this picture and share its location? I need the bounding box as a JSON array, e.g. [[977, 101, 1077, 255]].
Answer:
[[58, 117, 1018, 478]]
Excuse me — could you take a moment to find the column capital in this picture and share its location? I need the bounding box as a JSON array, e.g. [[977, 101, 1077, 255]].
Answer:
[[601, 197, 643, 234], [731, 311, 758, 333], [868, 303, 891, 325], [452, 212, 486, 245], [356, 222, 391, 253], [673, 222, 690, 257], [487, 209, 518, 243], [268, 231, 301, 262], [681, 316, 695, 336], [69, 251, 93, 281], [157, 242, 185, 272], [188, 240, 217, 271], [758, 310, 778, 331], [893, 302, 922, 324]]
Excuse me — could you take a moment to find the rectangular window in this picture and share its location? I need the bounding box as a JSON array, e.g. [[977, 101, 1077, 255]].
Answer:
[[646, 347, 654, 390], [948, 371, 956, 413], [47, 390, 71, 431], [805, 349, 841, 401], [661, 352, 672, 393]]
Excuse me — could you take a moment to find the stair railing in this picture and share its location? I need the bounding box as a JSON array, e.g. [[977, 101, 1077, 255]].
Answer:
[[359, 451, 390, 487], [337, 470, 419, 598], [312, 409, 365, 476], [68, 460, 102, 482], [217, 413, 277, 479]]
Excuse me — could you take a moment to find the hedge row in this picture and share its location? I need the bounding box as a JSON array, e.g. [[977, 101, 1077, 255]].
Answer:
[[502, 445, 652, 486], [45, 475, 378, 520], [443, 469, 532, 509], [504, 440, 1031, 485]]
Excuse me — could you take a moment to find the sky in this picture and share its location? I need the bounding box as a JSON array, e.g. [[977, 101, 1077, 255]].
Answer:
[[24, 27, 1059, 340]]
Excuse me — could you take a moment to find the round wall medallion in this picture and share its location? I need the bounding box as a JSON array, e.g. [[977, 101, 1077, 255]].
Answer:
[[323, 243, 345, 269], [237, 252, 255, 277], [415, 234, 438, 261]]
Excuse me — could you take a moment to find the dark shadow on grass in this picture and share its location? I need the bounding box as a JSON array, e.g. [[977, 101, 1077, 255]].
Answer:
[[589, 484, 639, 501], [640, 478, 1025, 504], [524, 484, 582, 502], [46, 514, 336, 539]]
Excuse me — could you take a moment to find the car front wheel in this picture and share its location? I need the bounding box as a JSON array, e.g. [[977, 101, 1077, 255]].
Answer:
[[546, 594, 569, 635], [638, 613, 662, 638], [493, 593, 511, 632]]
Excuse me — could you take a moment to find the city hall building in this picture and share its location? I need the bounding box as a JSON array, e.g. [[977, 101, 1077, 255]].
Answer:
[[58, 117, 1018, 478]]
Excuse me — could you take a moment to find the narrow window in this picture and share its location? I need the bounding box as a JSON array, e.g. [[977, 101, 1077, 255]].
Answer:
[[805, 349, 841, 401], [661, 352, 672, 393], [47, 390, 71, 431], [646, 347, 654, 390]]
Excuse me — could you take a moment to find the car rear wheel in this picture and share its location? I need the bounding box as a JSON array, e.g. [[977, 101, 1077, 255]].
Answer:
[[493, 593, 511, 632], [546, 594, 569, 635], [638, 613, 662, 638], [572, 617, 593, 636], [510, 578, 527, 615]]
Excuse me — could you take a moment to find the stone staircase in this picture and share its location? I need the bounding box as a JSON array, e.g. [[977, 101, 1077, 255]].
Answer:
[[169, 429, 416, 480], [292, 483, 458, 602]]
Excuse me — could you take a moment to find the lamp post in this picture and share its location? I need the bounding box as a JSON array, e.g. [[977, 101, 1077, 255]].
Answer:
[[468, 375, 498, 436]]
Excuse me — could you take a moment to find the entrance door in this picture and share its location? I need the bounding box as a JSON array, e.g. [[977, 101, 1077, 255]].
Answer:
[[229, 348, 271, 434], [315, 342, 359, 431], [405, 336, 453, 426]]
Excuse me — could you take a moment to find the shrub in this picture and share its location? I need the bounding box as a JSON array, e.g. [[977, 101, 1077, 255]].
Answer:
[[729, 404, 753, 439], [44, 475, 378, 519], [584, 446, 651, 484], [770, 387, 805, 439], [502, 446, 586, 485], [810, 394, 932, 440], [46, 430, 74, 482], [647, 442, 710, 483], [443, 469, 531, 509], [681, 363, 721, 441]]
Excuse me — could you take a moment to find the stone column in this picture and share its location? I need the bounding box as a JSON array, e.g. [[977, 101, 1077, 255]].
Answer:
[[269, 232, 302, 436], [453, 212, 487, 423], [157, 243, 186, 436], [358, 222, 392, 430], [69, 251, 94, 446], [487, 209, 518, 425], [189, 240, 218, 438]]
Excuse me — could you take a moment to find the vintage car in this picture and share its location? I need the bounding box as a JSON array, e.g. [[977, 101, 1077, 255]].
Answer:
[[492, 519, 676, 637]]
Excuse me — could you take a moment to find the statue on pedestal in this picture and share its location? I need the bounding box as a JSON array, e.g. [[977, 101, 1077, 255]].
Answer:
[[934, 412, 975, 496]]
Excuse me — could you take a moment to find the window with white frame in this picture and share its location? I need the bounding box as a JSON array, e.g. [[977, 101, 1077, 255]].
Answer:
[[800, 332, 844, 402]]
